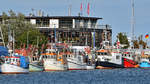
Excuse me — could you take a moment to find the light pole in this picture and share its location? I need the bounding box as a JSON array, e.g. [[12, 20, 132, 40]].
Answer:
[[0, 26, 5, 47], [27, 31, 30, 48], [54, 24, 57, 43]]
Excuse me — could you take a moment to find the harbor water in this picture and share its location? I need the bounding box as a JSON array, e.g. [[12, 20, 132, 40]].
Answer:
[[0, 68, 150, 84]]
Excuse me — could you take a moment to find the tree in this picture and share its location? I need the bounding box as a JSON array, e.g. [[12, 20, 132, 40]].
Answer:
[[115, 32, 130, 49], [17, 29, 48, 48], [133, 40, 139, 49], [0, 10, 48, 49], [132, 35, 147, 49]]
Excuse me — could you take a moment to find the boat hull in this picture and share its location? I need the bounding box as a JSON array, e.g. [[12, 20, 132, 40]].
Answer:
[[96, 61, 124, 68], [29, 64, 43, 72], [67, 60, 87, 70], [1, 64, 29, 74], [123, 58, 138, 68], [44, 60, 68, 71], [86, 64, 95, 70], [140, 62, 150, 68]]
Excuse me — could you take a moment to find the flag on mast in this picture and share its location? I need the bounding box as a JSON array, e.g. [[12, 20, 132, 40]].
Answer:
[[80, 3, 83, 15], [145, 34, 149, 39], [87, 2, 90, 16], [80, 3, 83, 12]]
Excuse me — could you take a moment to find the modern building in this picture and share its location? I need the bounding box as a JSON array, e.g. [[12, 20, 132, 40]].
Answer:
[[0, 15, 112, 48]]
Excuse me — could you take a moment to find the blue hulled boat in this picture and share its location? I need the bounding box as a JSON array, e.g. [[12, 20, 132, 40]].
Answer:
[[139, 62, 150, 68]]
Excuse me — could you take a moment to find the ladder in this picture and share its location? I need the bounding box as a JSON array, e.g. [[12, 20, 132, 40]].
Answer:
[[0, 26, 5, 47]]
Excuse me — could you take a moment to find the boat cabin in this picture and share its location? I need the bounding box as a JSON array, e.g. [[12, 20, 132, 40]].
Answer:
[[4, 56, 20, 65]]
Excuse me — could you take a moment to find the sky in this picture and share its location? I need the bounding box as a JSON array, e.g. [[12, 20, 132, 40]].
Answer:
[[0, 0, 150, 43]]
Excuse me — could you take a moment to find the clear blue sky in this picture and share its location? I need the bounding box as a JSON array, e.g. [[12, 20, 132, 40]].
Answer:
[[0, 0, 149, 42]]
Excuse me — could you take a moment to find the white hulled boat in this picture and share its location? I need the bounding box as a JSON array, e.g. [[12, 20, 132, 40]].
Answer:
[[28, 48, 44, 72], [29, 56, 44, 72], [96, 49, 124, 69], [1, 54, 29, 74], [41, 48, 68, 71], [67, 46, 89, 70]]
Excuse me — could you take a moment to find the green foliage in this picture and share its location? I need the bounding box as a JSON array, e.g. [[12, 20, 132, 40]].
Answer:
[[17, 29, 48, 48], [115, 32, 130, 49], [0, 10, 48, 49]]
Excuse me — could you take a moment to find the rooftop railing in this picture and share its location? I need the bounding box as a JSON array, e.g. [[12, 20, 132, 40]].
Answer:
[[36, 24, 111, 29]]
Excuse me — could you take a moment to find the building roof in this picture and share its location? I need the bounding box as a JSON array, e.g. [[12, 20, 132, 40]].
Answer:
[[25, 16, 102, 20], [0, 15, 102, 20]]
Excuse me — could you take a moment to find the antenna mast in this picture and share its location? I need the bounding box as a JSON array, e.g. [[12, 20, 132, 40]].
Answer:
[[131, 0, 135, 42], [68, 5, 72, 16]]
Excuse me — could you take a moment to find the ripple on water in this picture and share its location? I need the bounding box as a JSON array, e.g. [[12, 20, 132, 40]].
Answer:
[[0, 68, 150, 84]]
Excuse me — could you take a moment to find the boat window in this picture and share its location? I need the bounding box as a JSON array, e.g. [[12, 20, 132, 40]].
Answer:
[[51, 55, 53, 59], [11, 59, 13, 62], [6, 58, 8, 61], [9, 58, 11, 62], [13, 59, 15, 62], [47, 55, 49, 59], [116, 56, 120, 59], [36, 57, 38, 60], [104, 53, 107, 55], [33, 57, 34, 61], [97, 52, 100, 55], [79, 52, 81, 55]]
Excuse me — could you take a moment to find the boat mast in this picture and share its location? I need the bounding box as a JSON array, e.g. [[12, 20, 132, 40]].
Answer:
[[54, 24, 57, 43], [12, 30, 15, 53], [0, 26, 5, 47]]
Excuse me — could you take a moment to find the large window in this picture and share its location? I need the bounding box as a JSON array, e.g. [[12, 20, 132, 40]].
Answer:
[[59, 19, 72, 28], [36, 19, 49, 27]]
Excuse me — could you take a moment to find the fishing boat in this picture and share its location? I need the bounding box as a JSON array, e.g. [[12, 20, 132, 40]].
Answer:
[[67, 46, 88, 70], [29, 55, 44, 72], [95, 49, 124, 69], [140, 61, 150, 68], [28, 48, 44, 72], [1, 53, 29, 74], [85, 48, 95, 70], [1, 28, 29, 74], [0, 46, 8, 72], [122, 50, 138, 68], [139, 50, 150, 68], [86, 57, 95, 70], [41, 48, 68, 71]]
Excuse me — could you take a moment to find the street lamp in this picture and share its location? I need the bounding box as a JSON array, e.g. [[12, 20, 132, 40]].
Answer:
[[27, 31, 30, 48]]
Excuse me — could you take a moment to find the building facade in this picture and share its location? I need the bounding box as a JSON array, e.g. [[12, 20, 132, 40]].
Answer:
[[0, 16, 112, 48]]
